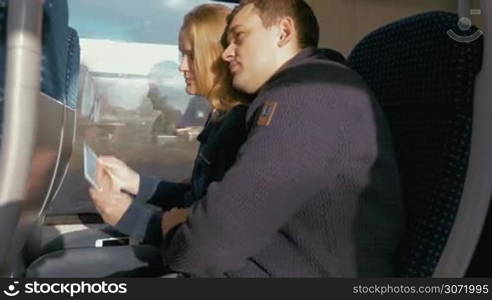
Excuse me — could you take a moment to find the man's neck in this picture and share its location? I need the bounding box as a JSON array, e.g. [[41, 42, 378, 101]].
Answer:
[[277, 47, 303, 71], [268, 48, 304, 82], [254, 47, 312, 96]]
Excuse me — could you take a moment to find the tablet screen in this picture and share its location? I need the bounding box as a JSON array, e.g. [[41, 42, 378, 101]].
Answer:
[[83, 143, 100, 189]]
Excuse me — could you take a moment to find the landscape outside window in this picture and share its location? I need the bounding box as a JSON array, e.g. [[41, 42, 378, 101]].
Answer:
[[48, 0, 235, 214]]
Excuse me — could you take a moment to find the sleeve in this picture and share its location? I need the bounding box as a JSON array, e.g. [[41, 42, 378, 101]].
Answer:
[[135, 174, 192, 211], [160, 81, 371, 276], [114, 200, 163, 245], [115, 174, 192, 244]]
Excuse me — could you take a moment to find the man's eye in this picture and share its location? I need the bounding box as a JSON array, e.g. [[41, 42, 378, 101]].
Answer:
[[235, 32, 245, 40]]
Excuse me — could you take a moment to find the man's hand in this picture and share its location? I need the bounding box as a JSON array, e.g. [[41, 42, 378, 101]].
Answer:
[[162, 208, 189, 234], [89, 157, 132, 226], [98, 156, 140, 195]]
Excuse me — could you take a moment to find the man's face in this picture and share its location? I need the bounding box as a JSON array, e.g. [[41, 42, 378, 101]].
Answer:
[[147, 84, 167, 110], [222, 5, 282, 94], [148, 84, 159, 102]]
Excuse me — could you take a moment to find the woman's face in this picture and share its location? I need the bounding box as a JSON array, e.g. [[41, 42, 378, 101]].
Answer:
[[179, 31, 197, 95]]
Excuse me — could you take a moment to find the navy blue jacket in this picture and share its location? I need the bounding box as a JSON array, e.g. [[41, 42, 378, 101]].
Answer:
[[115, 104, 249, 244]]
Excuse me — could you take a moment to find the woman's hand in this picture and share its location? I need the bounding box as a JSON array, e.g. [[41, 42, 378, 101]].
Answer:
[[97, 156, 140, 195], [90, 157, 132, 226], [90, 187, 132, 227]]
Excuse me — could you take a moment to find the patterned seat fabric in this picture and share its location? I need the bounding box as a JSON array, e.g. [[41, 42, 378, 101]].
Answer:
[[65, 27, 81, 110], [40, 0, 80, 108], [0, 0, 80, 144], [347, 11, 483, 277]]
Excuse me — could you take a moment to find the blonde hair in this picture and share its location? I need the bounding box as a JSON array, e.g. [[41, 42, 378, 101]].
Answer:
[[181, 4, 248, 116]]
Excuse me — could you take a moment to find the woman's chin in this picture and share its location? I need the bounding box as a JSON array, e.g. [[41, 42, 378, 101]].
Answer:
[[185, 85, 197, 95]]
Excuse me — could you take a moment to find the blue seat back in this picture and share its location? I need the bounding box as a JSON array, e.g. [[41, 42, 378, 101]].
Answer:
[[347, 11, 484, 277]]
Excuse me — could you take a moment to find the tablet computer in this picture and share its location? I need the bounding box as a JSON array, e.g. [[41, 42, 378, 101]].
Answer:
[[83, 143, 100, 190]]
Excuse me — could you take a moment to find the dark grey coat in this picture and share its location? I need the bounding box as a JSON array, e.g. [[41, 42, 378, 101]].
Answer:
[[157, 48, 406, 277], [120, 47, 405, 277]]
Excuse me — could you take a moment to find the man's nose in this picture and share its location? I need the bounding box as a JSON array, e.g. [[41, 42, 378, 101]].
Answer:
[[222, 44, 234, 62]]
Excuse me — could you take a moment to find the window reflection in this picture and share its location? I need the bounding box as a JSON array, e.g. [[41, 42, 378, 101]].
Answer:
[[47, 0, 235, 214]]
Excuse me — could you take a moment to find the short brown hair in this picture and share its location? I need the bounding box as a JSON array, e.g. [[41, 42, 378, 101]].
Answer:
[[229, 0, 319, 48]]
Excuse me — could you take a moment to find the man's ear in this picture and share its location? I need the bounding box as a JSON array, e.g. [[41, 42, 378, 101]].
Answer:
[[277, 16, 295, 47]]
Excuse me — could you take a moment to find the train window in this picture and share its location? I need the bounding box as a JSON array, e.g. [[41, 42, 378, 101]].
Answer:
[[48, 0, 235, 214]]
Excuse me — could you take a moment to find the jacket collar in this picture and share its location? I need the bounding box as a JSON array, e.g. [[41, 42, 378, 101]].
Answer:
[[257, 47, 345, 94]]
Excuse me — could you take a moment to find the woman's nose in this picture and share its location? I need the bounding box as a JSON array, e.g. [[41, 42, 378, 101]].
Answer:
[[179, 56, 188, 72]]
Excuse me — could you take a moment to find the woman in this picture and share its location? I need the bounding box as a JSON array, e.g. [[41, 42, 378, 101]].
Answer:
[[93, 4, 250, 242]]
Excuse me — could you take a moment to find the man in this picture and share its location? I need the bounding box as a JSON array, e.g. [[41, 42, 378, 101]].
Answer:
[[147, 85, 180, 137], [147, 61, 183, 141], [91, 0, 405, 277]]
